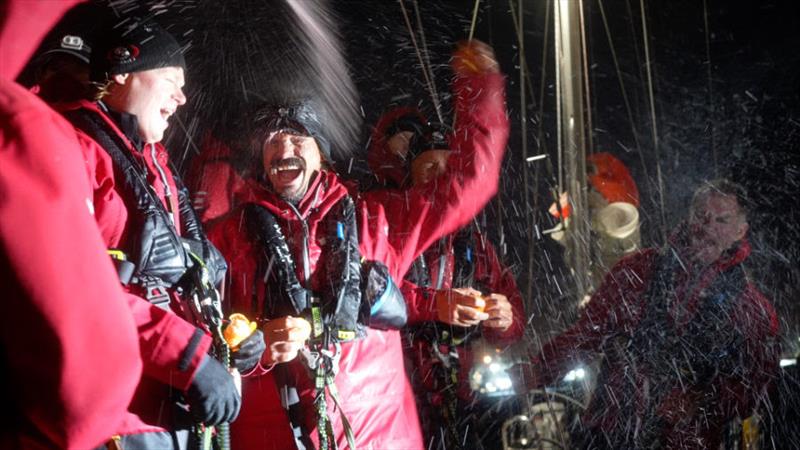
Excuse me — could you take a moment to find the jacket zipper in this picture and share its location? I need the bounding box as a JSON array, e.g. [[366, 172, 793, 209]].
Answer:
[[285, 202, 311, 283], [149, 143, 176, 224]]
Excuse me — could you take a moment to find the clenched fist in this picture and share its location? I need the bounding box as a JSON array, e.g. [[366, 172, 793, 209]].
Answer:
[[435, 287, 489, 327], [261, 316, 312, 365]]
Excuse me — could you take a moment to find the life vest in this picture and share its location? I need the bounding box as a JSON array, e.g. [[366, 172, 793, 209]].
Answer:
[[404, 225, 487, 449], [244, 194, 364, 344], [64, 106, 225, 308], [244, 194, 366, 450], [406, 224, 485, 345]]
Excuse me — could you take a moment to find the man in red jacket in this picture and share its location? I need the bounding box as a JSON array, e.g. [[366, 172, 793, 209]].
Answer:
[[0, 1, 142, 448], [209, 40, 508, 450], [58, 21, 251, 449], [367, 107, 525, 449], [525, 179, 779, 449]]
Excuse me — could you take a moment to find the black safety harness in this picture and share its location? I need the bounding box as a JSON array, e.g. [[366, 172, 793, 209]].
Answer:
[[406, 224, 485, 449], [64, 105, 232, 450], [245, 194, 362, 450]]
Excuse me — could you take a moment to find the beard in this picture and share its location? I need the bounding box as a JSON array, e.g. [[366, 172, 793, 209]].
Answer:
[[268, 156, 308, 204], [279, 186, 306, 205]]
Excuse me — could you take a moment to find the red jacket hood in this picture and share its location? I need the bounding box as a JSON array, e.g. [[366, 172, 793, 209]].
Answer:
[[0, 0, 82, 79], [367, 106, 428, 187]]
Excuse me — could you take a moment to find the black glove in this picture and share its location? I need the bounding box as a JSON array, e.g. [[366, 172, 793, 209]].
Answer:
[[187, 355, 241, 425], [231, 330, 266, 373]]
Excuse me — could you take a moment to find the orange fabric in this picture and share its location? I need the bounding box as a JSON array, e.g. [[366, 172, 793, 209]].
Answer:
[[587, 152, 640, 207]]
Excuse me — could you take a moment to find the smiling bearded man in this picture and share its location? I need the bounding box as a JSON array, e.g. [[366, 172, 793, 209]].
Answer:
[[208, 40, 510, 450]]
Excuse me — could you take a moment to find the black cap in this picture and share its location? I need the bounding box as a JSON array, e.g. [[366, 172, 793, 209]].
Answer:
[[91, 22, 185, 82], [387, 114, 450, 161], [254, 101, 331, 161], [37, 34, 92, 65]]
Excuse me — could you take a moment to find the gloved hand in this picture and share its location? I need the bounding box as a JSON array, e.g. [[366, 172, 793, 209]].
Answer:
[[187, 355, 241, 425], [231, 329, 266, 373]]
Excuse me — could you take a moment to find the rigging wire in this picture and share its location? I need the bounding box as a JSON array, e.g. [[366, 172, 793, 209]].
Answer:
[[579, 0, 594, 158], [411, 0, 443, 123], [513, 0, 534, 307], [539, 0, 556, 215], [468, 0, 482, 41], [508, 1, 538, 111], [639, 0, 668, 241], [597, 0, 647, 180], [625, 0, 646, 109], [554, 0, 563, 194], [703, 0, 718, 176], [398, 0, 444, 124], [509, 0, 555, 307]]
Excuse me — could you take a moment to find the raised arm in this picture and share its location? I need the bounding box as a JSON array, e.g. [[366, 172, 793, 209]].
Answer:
[[359, 41, 509, 279]]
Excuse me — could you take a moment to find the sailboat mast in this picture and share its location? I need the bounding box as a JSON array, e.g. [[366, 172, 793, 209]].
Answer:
[[554, 0, 591, 301]]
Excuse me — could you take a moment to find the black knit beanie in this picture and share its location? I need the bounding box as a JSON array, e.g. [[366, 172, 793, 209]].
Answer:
[[387, 114, 450, 161], [254, 101, 331, 162], [90, 22, 185, 82]]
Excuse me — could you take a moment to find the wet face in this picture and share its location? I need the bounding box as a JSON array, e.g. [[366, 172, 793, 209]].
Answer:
[[262, 130, 322, 203], [106, 66, 186, 143], [687, 192, 748, 266], [387, 131, 414, 160], [410, 149, 450, 186]]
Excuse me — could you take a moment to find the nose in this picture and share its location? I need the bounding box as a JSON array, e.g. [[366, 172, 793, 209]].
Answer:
[[174, 87, 187, 106]]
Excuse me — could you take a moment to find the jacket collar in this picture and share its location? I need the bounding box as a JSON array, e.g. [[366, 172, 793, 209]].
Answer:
[[668, 222, 751, 274], [244, 170, 349, 220], [98, 101, 144, 151]]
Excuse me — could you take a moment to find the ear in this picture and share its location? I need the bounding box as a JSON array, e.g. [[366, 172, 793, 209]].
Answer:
[[111, 73, 130, 85], [735, 221, 749, 241]]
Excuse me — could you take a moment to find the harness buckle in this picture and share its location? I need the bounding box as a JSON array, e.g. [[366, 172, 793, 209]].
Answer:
[[432, 336, 459, 369], [321, 342, 342, 377], [141, 277, 171, 310], [301, 347, 321, 371]]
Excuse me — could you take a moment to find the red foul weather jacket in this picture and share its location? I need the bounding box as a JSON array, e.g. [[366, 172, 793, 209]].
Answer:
[[58, 99, 214, 437], [403, 227, 526, 401], [209, 71, 508, 450], [186, 132, 249, 224], [531, 232, 779, 449], [0, 1, 142, 448]]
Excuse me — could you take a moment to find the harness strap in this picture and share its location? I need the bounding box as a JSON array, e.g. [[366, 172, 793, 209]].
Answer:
[[313, 365, 358, 450], [432, 332, 464, 449], [327, 375, 357, 450]]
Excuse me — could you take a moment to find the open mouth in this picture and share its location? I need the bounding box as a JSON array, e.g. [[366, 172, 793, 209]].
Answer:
[[160, 108, 175, 121], [270, 157, 306, 183]]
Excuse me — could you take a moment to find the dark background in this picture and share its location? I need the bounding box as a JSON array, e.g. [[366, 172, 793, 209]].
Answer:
[[329, 0, 800, 356], [44, 0, 798, 356]]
